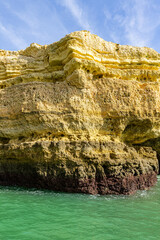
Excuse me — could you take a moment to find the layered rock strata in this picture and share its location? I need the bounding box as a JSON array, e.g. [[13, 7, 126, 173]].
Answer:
[[0, 31, 159, 194]]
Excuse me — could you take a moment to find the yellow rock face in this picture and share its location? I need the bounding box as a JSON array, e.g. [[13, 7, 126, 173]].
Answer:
[[0, 31, 159, 194]]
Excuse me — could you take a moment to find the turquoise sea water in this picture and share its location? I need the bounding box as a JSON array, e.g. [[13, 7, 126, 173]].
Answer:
[[0, 177, 160, 240]]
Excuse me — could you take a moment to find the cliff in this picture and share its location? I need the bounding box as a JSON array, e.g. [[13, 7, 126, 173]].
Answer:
[[0, 31, 159, 194]]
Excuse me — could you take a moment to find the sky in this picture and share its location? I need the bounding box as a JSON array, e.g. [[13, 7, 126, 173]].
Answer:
[[0, 0, 160, 52]]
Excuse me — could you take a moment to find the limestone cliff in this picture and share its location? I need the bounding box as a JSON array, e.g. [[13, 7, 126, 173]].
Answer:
[[0, 31, 159, 194]]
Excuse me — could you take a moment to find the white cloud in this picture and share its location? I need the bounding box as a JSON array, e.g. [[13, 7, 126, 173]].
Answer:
[[0, 21, 27, 50], [121, 0, 160, 47], [59, 0, 93, 32], [0, 0, 69, 49], [104, 0, 160, 48], [104, 8, 112, 21]]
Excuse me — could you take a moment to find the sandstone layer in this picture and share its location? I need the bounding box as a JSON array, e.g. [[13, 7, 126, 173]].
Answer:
[[0, 31, 159, 194]]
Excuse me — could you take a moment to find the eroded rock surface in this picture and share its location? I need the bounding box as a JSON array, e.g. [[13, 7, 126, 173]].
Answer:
[[0, 31, 159, 194]]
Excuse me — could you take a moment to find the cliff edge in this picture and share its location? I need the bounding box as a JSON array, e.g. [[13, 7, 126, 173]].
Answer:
[[0, 31, 159, 194]]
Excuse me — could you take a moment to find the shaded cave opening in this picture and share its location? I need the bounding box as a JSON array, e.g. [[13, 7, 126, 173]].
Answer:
[[122, 119, 160, 175], [0, 137, 10, 144], [156, 153, 160, 175]]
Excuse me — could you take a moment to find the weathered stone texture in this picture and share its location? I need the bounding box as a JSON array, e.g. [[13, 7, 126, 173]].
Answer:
[[0, 31, 159, 194]]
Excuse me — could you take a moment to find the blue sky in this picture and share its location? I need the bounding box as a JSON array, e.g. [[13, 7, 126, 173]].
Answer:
[[0, 0, 160, 52]]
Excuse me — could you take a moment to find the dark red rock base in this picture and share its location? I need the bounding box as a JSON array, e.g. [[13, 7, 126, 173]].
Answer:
[[0, 170, 157, 195]]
